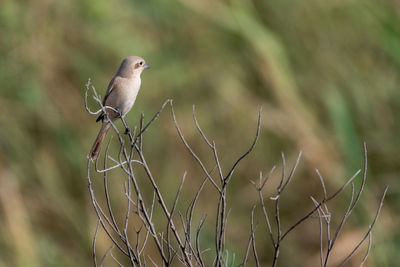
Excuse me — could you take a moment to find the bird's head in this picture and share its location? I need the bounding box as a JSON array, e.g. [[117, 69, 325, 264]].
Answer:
[[117, 56, 150, 78]]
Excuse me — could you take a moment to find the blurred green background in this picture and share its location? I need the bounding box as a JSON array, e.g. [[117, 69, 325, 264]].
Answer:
[[1, 0, 399, 266]]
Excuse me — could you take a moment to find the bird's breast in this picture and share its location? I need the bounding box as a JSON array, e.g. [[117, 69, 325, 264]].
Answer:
[[121, 76, 141, 114]]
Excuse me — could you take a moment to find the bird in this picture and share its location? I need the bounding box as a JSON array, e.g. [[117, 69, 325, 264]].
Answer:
[[88, 56, 150, 159]]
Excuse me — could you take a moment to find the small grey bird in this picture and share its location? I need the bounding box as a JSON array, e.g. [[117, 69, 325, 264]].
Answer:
[[88, 56, 149, 159]]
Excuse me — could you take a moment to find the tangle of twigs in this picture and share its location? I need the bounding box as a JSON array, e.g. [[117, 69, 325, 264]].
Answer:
[[85, 79, 388, 266]]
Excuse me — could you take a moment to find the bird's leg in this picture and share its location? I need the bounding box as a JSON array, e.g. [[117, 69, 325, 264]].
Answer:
[[115, 109, 130, 134], [119, 114, 131, 135]]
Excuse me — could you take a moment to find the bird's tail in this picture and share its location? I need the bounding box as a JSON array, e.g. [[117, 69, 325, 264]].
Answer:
[[88, 123, 111, 159]]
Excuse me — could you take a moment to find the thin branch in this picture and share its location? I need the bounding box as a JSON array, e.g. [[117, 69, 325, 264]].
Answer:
[[195, 215, 207, 267], [123, 178, 139, 265], [279, 151, 302, 193], [349, 142, 368, 211], [339, 186, 388, 267], [185, 166, 216, 246], [212, 141, 224, 183], [192, 105, 213, 148], [103, 138, 122, 238], [271, 152, 302, 267], [87, 160, 129, 256], [99, 245, 115, 267], [359, 232, 372, 267], [135, 142, 192, 266], [311, 197, 324, 267], [281, 168, 362, 241], [241, 235, 253, 267], [224, 108, 262, 183], [252, 166, 276, 247], [110, 250, 124, 267], [92, 220, 100, 267], [250, 206, 260, 267], [170, 102, 220, 192], [84, 78, 103, 115], [166, 172, 187, 263]]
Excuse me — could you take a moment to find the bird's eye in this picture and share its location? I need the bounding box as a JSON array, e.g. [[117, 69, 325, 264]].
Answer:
[[139, 61, 143, 65]]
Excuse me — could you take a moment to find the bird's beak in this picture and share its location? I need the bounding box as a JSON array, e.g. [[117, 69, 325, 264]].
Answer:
[[144, 64, 150, 69]]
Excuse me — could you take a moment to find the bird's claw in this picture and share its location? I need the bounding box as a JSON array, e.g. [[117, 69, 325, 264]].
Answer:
[[116, 109, 123, 118]]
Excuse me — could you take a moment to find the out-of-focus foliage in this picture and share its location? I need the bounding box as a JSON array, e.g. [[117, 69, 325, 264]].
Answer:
[[0, 0, 399, 266]]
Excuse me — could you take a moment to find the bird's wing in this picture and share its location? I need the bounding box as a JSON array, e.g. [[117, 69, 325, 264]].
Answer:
[[102, 76, 121, 105], [96, 76, 121, 122]]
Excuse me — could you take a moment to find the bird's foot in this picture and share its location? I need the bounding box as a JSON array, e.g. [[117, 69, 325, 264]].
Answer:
[[124, 128, 131, 135], [116, 109, 123, 118]]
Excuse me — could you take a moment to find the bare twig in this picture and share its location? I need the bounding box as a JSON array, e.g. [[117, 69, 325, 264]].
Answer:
[[339, 186, 388, 267], [99, 245, 114, 267], [359, 232, 372, 267], [224, 108, 262, 183], [87, 159, 129, 256], [193, 105, 213, 148], [195, 215, 207, 267], [110, 250, 124, 267], [250, 206, 260, 267], [166, 172, 187, 264], [241, 235, 253, 267], [252, 166, 276, 247], [93, 220, 100, 267], [171, 102, 220, 191]]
